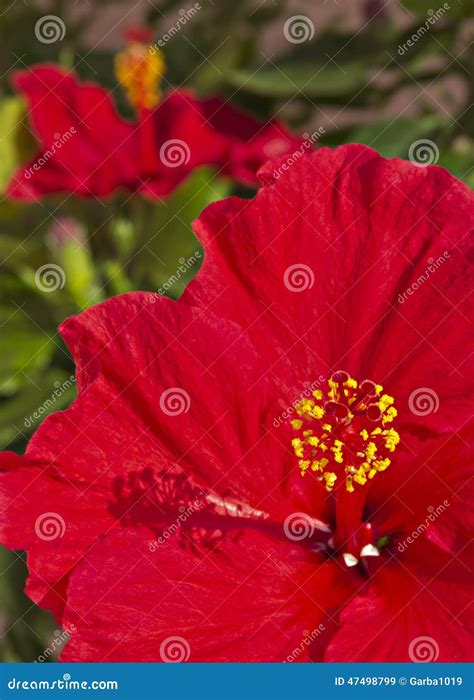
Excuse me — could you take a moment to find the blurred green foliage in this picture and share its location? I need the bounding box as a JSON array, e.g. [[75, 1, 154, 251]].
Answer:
[[0, 0, 472, 661]]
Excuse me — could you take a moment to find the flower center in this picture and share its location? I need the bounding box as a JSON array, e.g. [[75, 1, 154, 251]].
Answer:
[[115, 32, 165, 111], [290, 371, 399, 493]]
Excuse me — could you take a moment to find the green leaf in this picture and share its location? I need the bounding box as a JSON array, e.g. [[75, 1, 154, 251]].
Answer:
[[0, 232, 37, 268], [0, 97, 35, 193], [0, 368, 75, 449], [0, 307, 55, 396], [345, 114, 449, 159], [227, 61, 369, 98], [437, 147, 474, 188], [132, 167, 230, 298], [399, 0, 466, 19]]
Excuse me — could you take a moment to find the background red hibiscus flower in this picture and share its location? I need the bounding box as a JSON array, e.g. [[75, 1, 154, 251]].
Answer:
[[6, 34, 304, 201]]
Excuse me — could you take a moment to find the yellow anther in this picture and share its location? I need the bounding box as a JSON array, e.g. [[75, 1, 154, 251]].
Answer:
[[378, 394, 395, 411], [353, 468, 367, 486], [323, 472, 337, 490], [383, 407, 398, 424], [291, 438, 304, 457], [331, 439, 344, 464], [290, 373, 399, 494], [384, 429, 400, 452], [327, 379, 338, 400], [312, 458, 328, 472], [299, 459, 311, 473], [365, 442, 377, 461], [374, 458, 391, 472], [296, 399, 310, 416]]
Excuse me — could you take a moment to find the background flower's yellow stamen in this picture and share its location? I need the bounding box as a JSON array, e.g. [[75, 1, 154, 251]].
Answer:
[[289, 372, 400, 493], [115, 41, 165, 111]]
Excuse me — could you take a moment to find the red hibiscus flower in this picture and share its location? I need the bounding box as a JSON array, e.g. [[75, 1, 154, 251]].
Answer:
[[1, 145, 472, 662], [6, 35, 304, 200], [202, 96, 306, 186]]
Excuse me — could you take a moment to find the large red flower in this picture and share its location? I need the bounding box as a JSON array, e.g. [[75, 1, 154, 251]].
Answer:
[[6, 49, 304, 200], [1, 145, 472, 662]]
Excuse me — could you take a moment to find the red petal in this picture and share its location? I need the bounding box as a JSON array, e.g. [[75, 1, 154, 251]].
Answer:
[[326, 538, 473, 662], [7, 65, 138, 198], [202, 97, 306, 185], [10, 294, 328, 533], [183, 144, 474, 435], [138, 91, 228, 198], [60, 528, 349, 661], [366, 426, 474, 553], [0, 452, 114, 619]]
